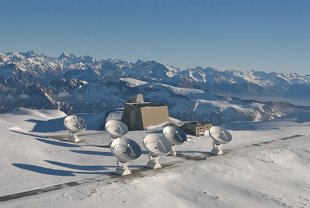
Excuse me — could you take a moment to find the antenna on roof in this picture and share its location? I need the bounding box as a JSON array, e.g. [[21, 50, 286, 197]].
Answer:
[[143, 134, 172, 169], [110, 137, 142, 176], [162, 125, 187, 156], [64, 115, 87, 143], [208, 126, 232, 155]]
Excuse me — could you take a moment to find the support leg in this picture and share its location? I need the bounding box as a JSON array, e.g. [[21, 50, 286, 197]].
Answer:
[[146, 154, 162, 169], [211, 141, 223, 155], [168, 145, 177, 156], [67, 132, 80, 143], [72, 133, 80, 143], [115, 160, 131, 176]]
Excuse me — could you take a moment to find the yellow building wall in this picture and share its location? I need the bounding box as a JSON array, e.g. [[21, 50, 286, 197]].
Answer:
[[140, 106, 169, 129]]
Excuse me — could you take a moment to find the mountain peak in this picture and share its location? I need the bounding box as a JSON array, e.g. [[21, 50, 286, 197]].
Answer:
[[58, 52, 77, 59], [20, 50, 37, 58]]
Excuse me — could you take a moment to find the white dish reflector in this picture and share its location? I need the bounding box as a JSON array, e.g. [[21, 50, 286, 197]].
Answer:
[[64, 115, 86, 133], [64, 115, 87, 142], [209, 126, 232, 144], [208, 126, 232, 155], [110, 137, 142, 176], [162, 125, 187, 145], [111, 137, 141, 162], [144, 133, 171, 156], [105, 120, 128, 138]]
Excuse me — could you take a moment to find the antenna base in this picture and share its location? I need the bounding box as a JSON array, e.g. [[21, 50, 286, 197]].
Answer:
[[146, 155, 162, 169], [68, 133, 80, 143], [211, 142, 223, 155], [108, 137, 115, 147], [115, 161, 131, 176], [167, 145, 177, 156]]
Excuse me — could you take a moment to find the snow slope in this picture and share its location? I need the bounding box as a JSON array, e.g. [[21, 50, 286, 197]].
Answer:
[[0, 108, 309, 207]]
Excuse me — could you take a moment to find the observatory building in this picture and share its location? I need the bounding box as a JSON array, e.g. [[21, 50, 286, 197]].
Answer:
[[121, 94, 170, 130], [181, 121, 212, 136]]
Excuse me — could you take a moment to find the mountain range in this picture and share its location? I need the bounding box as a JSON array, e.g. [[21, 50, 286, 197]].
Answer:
[[1, 50, 309, 124]]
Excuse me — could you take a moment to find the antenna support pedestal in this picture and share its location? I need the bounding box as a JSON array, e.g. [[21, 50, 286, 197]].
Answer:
[[108, 137, 115, 147], [115, 160, 131, 176], [211, 141, 223, 155], [68, 132, 80, 143], [168, 145, 176, 156], [146, 154, 162, 169]]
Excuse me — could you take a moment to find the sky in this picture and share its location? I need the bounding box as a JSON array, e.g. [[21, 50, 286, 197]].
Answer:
[[0, 0, 309, 74]]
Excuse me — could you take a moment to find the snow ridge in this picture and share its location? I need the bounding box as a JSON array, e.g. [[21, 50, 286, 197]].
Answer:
[[0, 51, 310, 124]]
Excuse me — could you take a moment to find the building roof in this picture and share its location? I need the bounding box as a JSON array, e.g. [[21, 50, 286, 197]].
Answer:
[[125, 102, 167, 107]]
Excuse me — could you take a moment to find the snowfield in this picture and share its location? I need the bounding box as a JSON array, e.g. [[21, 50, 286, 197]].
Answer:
[[0, 108, 309, 208]]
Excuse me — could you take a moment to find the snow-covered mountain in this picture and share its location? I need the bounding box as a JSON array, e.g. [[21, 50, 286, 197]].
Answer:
[[0, 51, 309, 124]]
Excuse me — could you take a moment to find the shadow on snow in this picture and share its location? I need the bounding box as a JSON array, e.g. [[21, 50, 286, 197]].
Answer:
[[35, 138, 80, 148], [12, 162, 115, 176]]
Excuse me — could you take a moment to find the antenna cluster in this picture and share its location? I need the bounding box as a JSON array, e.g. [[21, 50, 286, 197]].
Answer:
[[105, 120, 140, 176], [104, 120, 189, 175], [63, 115, 233, 176]]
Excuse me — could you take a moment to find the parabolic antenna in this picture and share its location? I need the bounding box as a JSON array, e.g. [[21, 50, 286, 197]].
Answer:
[[163, 125, 187, 156], [209, 126, 232, 155], [110, 137, 141, 175], [105, 120, 128, 139], [64, 115, 87, 143], [163, 126, 187, 144], [143, 134, 172, 169]]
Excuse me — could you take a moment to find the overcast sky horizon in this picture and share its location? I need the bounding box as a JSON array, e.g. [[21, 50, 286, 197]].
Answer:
[[0, 0, 309, 75]]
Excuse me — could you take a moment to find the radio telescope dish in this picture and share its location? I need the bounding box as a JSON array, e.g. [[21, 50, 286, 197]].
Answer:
[[105, 120, 128, 139], [163, 125, 187, 156], [110, 137, 141, 176], [143, 134, 172, 169], [209, 126, 232, 155], [64, 115, 87, 143]]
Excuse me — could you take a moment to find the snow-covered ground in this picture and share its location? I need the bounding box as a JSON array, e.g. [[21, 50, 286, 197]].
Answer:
[[0, 108, 309, 208]]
